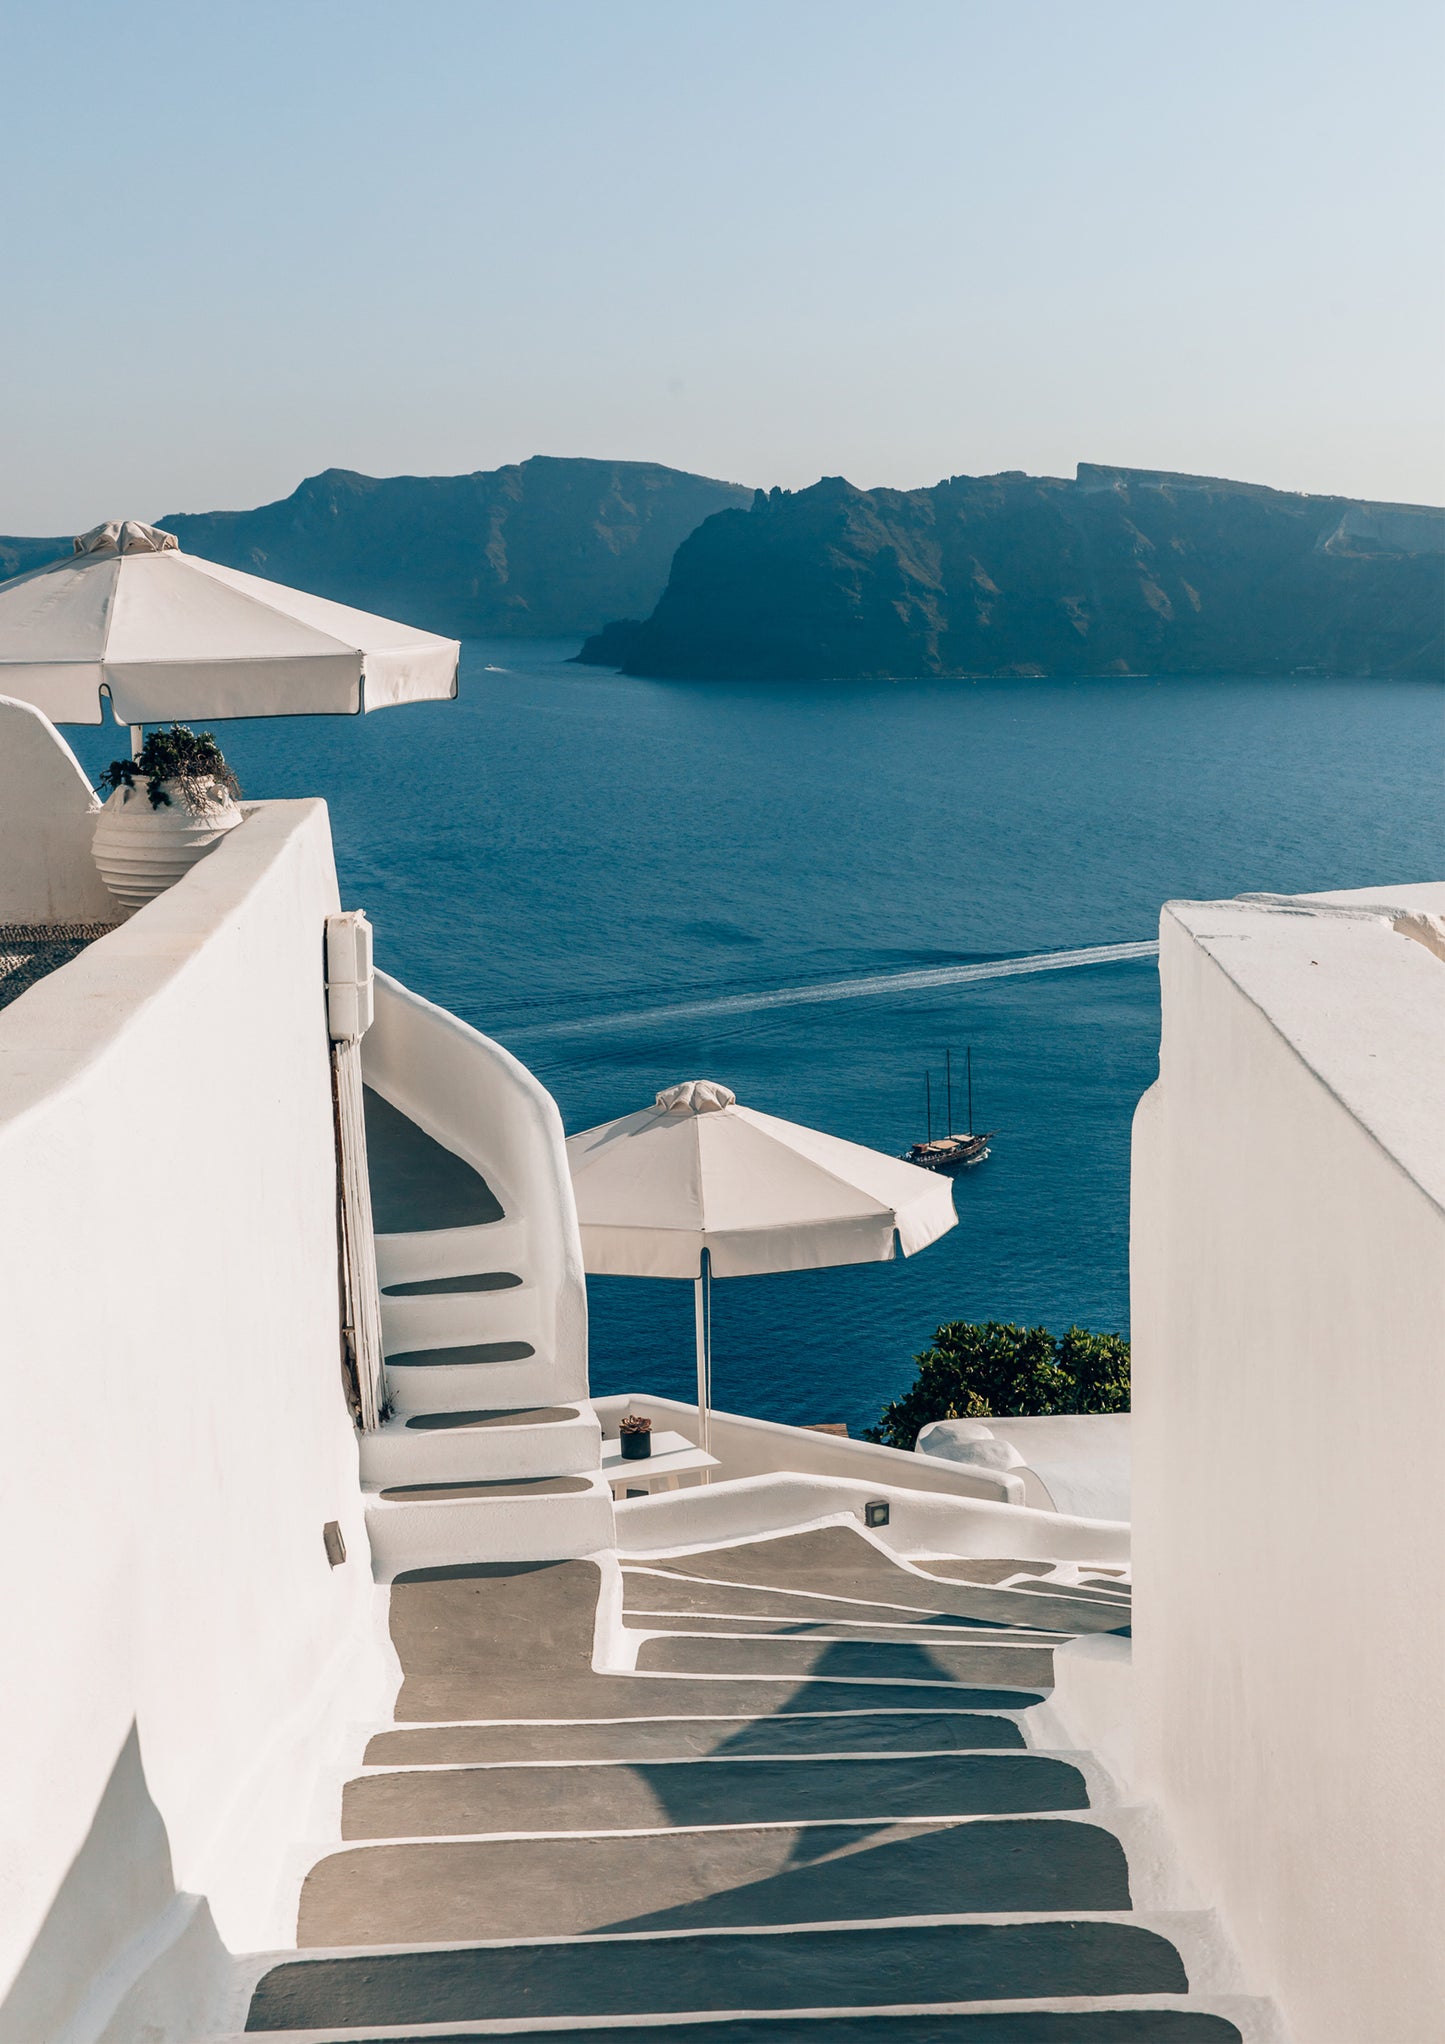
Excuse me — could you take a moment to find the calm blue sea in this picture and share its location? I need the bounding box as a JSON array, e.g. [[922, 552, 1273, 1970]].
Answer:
[[65, 649, 1443, 1435]]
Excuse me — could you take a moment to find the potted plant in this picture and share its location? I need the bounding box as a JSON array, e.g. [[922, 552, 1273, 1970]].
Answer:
[[619, 1413, 653, 1461], [92, 725, 244, 909]]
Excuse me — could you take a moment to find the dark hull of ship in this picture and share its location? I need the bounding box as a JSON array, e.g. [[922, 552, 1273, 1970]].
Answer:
[[903, 1134, 993, 1174]]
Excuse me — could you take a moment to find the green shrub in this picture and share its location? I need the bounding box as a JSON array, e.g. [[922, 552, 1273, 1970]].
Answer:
[[864, 1319, 1129, 1449], [100, 725, 241, 813]]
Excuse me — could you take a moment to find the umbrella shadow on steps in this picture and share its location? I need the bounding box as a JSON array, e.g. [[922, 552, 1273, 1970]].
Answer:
[[629, 1634, 1063, 1874]]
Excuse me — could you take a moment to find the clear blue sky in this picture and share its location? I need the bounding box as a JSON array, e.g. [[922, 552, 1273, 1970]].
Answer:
[[2, 0, 1440, 530]]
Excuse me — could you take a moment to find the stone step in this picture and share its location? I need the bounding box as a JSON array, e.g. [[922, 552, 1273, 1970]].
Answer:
[[402, 1674, 1050, 1719], [340, 1751, 1091, 1840], [640, 1530, 1129, 1635], [635, 1632, 1059, 1688], [384, 1346, 588, 1413], [363, 1478, 614, 1577], [299, 1815, 1131, 1946], [380, 1281, 542, 1363], [621, 1566, 1049, 1630], [217, 2009, 1252, 2044], [358, 1403, 601, 1486], [245, 1918, 1193, 2032], [385, 1560, 1045, 1720], [374, 1215, 527, 1289], [363, 1708, 1029, 1765], [624, 1611, 1059, 1642], [380, 1270, 524, 1297]]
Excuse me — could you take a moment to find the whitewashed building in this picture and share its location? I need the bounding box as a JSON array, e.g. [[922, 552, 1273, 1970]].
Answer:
[[0, 693, 1438, 2044]]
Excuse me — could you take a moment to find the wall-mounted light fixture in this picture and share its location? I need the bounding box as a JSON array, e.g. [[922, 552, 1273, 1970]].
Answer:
[[864, 1500, 889, 1528]]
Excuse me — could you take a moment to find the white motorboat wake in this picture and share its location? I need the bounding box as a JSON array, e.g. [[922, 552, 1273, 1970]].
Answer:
[[507, 938, 1160, 1041]]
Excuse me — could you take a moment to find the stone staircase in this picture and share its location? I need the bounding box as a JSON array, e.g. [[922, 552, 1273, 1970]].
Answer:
[[232, 1524, 1278, 2040], [357, 1082, 612, 1572]]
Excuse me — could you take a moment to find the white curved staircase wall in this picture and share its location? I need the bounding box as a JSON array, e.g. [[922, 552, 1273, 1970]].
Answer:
[[0, 695, 119, 922], [362, 970, 588, 1406]]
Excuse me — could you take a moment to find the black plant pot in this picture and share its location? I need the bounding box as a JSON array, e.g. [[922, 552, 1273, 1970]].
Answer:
[[620, 1431, 652, 1461]]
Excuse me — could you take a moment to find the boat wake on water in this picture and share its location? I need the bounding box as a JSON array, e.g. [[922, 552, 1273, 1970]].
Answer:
[[505, 938, 1160, 1042]]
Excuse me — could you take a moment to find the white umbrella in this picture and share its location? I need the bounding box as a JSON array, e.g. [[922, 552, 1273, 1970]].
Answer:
[[565, 1078, 957, 1451], [0, 519, 458, 736]]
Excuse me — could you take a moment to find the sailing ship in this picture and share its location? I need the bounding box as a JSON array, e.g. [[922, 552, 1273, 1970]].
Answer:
[[904, 1047, 994, 1172]]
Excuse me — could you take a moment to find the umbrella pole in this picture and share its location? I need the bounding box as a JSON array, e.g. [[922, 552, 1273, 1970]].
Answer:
[[694, 1248, 712, 1468], [129, 724, 144, 762]]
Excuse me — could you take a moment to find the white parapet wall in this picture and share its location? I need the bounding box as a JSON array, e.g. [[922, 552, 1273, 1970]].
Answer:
[[0, 795, 394, 2044], [593, 1390, 1032, 1504], [1131, 883, 1445, 2044]]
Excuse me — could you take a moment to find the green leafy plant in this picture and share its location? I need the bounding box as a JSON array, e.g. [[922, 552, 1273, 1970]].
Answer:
[[864, 1319, 1129, 1449], [100, 725, 241, 814]]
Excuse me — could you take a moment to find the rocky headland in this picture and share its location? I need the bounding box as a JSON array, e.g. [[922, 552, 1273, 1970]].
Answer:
[[0, 457, 752, 640], [577, 466, 1444, 680]]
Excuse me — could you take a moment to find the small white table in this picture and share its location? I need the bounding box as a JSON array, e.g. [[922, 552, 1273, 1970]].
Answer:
[[601, 1428, 719, 1497]]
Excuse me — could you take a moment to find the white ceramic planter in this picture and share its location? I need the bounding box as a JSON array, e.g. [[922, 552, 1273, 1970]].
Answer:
[[92, 777, 243, 910]]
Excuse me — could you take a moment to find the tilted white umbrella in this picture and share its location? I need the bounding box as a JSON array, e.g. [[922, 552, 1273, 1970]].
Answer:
[[565, 1078, 957, 1451], [0, 519, 458, 736]]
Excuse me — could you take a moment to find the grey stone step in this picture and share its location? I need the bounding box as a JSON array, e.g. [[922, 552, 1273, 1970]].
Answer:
[[622, 1567, 1035, 1630], [1008, 1579, 1132, 1608], [299, 1815, 1130, 1945], [364, 1709, 1028, 1766], [380, 1271, 522, 1297], [377, 1475, 595, 1502], [643, 1530, 1129, 1635], [915, 1558, 1057, 1584], [402, 1676, 1048, 1719], [385, 1341, 535, 1368], [624, 1612, 1058, 1643], [387, 1562, 1044, 1721], [237, 2014, 1244, 2043], [246, 1919, 1190, 2031], [635, 1633, 1058, 1688], [341, 1752, 1090, 1839], [402, 1404, 579, 1430]]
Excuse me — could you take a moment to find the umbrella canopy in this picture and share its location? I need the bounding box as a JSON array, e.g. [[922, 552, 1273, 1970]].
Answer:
[[567, 1077, 956, 1278], [566, 1079, 955, 1454], [0, 520, 459, 725]]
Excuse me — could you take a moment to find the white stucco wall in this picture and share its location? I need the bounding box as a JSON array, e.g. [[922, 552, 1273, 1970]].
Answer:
[[1131, 885, 1445, 2044], [0, 800, 392, 2044], [0, 695, 120, 921]]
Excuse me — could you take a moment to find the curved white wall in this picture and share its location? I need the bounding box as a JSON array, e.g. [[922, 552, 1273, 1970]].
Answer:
[[0, 801, 393, 2044], [0, 696, 119, 922], [362, 971, 588, 1403]]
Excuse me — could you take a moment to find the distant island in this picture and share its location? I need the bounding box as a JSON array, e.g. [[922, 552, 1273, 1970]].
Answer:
[[577, 466, 1444, 681], [0, 457, 751, 640], [6, 459, 1439, 679]]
